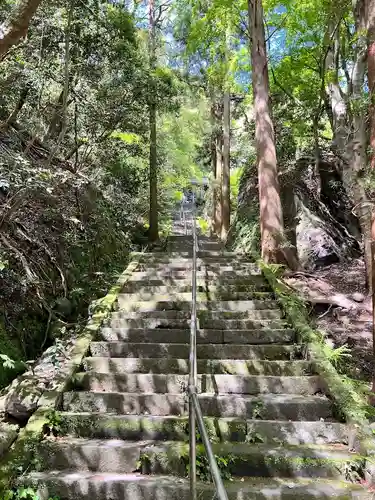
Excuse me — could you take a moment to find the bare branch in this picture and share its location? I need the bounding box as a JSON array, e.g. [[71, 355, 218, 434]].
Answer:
[[265, 14, 288, 44], [0, 234, 37, 283]]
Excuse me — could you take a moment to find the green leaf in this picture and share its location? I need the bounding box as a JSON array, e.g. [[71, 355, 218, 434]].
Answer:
[[110, 131, 141, 144], [0, 354, 16, 370]]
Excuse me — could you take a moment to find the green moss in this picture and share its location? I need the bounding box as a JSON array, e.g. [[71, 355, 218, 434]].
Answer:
[[138, 441, 365, 483], [0, 412, 47, 494]]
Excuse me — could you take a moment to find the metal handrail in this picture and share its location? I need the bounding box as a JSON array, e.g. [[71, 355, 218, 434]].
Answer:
[[188, 192, 229, 500]]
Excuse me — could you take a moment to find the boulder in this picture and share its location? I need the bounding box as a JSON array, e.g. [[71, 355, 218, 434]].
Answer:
[[0, 375, 44, 421], [351, 292, 365, 303], [291, 158, 361, 269], [234, 153, 361, 270]]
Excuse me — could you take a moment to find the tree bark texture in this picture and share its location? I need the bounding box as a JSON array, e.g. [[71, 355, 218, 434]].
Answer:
[[350, 1, 372, 288], [210, 103, 217, 236], [367, 0, 375, 169], [6, 83, 31, 124], [0, 0, 44, 60], [148, 0, 158, 242], [214, 131, 223, 237], [248, 0, 293, 266], [324, 6, 372, 287], [221, 90, 230, 242]]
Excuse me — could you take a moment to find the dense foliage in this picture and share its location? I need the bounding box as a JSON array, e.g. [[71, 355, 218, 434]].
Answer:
[[0, 0, 209, 386]]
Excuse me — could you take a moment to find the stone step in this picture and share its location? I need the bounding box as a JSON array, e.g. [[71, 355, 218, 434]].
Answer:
[[136, 265, 261, 275], [97, 327, 295, 344], [105, 317, 286, 330], [137, 260, 258, 270], [22, 472, 367, 500], [60, 413, 349, 446], [83, 358, 314, 376], [199, 318, 288, 329], [120, 284, 273, 299], [133, 251, 256, 261], [89, 342, 301, 360], [37, 438, 151, 473], [35, 439, 359, 480], [116, 296, 279, 311], [73, 373, 322, 395], [168, 238, 221, 248], [125, 276, 269, 290], [62, 392, 332, 420], [140, 442, 361, 480], [109, 309, 282, 320], [129, 270, 263, 281]]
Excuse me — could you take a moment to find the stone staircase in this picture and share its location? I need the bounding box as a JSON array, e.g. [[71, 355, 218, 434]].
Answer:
[[25, 232, 368, 499]]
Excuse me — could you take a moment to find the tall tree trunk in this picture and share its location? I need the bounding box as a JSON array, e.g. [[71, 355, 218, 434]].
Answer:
[[214, 130, 223, 237], [368, 0, 375, 169], [325, 21, 349, 165], [248, 0, 297, 267], [323, 9, 371, 287], [148, 0, 158, 242], [348, 1, 372, 289], [221, 90, 230, 242], [47, 4, 72, 167], [210, 103, 217, 236], [0, 0, 44, 60]]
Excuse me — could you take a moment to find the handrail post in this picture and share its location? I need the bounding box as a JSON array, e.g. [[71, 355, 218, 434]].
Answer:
[[188, 185, 228, 500], [189, 192, 198, 500]]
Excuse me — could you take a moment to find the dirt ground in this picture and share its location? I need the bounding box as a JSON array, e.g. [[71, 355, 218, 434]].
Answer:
[[283, 258, 373, 382]]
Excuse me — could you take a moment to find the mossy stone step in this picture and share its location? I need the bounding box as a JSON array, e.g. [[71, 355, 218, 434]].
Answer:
[[129, 270, 264, 281], [125, 276, 270, 290], [22, 472, 367, 500], [108, 308, 282, 320], [123, 290, 274, 301], [120, 283, 273, 298], [105, 316, 286, 330], [83, 357, 315, 376], [139, 441, 363, 480], [116, 296, 279, 311], [89, 341, 302, 360], [35, 439, 361, 480], [72, 372, 323, 395], [132, 251, 258, 261], [62, 392, 332, 420], [137, 262, 259, 271], [97, 327, 295, 344], [59, 412, 349, 446]]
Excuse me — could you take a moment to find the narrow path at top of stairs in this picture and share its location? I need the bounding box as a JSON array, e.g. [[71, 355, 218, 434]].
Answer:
[[23, 231, 368, 499]]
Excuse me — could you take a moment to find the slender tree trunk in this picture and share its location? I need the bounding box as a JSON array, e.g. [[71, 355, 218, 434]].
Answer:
[[323, 9, 372, 287], [362, 0, 375, 403], [47, 4, 72, 167], [0, 0, 44, 60], [6, 83, 31, 124], [325, 21, 349, 164], [221, 90, 230, 241], [350, 1, 372, 288], [368, 0, 375, 169], [214, 131, 223, 237], [210, 103, 217, 237], [248, 0, 297, 267], [43, 90, 64, 142], [148, 0, 158, 242]]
